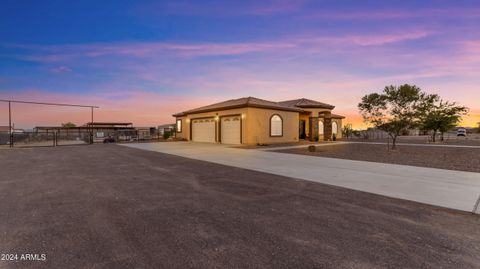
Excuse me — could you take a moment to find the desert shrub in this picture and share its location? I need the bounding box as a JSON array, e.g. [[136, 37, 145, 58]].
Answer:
[[163, 131, 171, 140]]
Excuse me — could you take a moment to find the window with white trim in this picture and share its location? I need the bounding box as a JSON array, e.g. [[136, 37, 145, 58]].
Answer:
[[270, 115, 283, 136], [176, 119, 182, 133]]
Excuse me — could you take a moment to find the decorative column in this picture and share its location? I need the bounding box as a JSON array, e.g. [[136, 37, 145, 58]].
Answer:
[[308, 116, 319, 142], [321, 111, 332, 141]]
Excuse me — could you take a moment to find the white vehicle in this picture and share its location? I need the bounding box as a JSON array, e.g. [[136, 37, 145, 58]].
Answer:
[[457, 128, 467, 137]]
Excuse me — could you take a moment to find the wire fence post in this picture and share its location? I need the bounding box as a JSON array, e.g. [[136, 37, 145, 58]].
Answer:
[[473, 194, 480, 214], [8, 101, 13, 148]]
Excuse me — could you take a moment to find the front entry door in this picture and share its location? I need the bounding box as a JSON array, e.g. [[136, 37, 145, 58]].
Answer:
[[299, 120, 306, 139]]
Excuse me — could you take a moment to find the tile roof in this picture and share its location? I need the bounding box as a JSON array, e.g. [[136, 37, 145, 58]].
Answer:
[[278, 98, 335, 109], [331, 114, 345, 119], [173, 97, 303, 116]]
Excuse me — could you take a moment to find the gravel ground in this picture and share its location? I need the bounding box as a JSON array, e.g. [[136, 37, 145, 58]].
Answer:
[[0, 145, 479, 269], [277, 143, 480, 173], [347, 134, 480, 146]]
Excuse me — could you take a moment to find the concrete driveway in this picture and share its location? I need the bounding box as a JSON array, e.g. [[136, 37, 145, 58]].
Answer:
[[123, 142, 480, 213]]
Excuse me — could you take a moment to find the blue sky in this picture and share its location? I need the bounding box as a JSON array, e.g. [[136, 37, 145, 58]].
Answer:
[[1, 0, 479, 127]]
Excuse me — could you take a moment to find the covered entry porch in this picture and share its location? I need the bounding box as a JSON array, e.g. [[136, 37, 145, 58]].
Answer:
[[299, 111, 343, 141]]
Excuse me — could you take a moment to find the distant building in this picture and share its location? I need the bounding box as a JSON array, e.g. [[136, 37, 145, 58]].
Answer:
[[35, 122, 137, 142], [135, 127, 157, 140], [0, 126, 11, 133], [0, 126, 24, 133], [33, 122, 159, 142], [158, 124, 175, 135], [0, 126, 25, 145]]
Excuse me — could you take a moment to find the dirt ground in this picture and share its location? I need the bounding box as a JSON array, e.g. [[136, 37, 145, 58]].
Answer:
[[277, 143, 480, 173], [0, 145, 479, 269]]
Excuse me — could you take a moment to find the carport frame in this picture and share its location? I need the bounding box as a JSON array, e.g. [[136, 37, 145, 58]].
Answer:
[[0, 99, 99, 147]]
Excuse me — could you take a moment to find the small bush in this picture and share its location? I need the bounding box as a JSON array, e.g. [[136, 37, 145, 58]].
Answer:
[[163, 131, 171, 140]]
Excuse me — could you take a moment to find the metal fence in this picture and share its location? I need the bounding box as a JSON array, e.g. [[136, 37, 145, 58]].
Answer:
[[1, 131, 88, 147], [0, 129, 176, 148]]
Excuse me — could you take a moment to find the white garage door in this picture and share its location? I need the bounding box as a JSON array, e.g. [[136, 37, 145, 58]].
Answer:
[[192, 118, 216, 143], [221, 116, 241, 144]]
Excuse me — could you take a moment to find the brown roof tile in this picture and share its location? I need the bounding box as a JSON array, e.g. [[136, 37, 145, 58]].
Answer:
[[332, 114, 345, 119], [173, 97, 303, 116], [278, 98, 335, 109]]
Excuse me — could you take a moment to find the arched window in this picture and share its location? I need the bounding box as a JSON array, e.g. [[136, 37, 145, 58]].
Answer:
[[332, 121, 338, 135], [270, 114, 283, 137], [318, 120, 324, 135]]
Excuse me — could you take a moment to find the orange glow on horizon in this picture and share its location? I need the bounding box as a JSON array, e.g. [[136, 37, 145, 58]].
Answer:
[[0, 91, 478, 130]]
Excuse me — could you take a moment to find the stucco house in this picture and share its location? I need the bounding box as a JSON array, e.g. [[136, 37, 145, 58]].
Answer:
[[173, 97, 344, 145]]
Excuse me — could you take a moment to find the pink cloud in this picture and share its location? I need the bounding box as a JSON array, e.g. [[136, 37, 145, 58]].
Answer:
[[9, 41, 298, 62], [49, 66, 72, 74], [247, 0, 306, 15], [298, 31, 429, 47], [18, 54, 76, 63], [304, 7, 480, 20], [7, 30, 429, 64], [140, 0, 307, 17]]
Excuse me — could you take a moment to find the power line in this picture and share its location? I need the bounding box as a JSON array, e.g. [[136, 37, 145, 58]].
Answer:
[[0, 99, 99, 108]]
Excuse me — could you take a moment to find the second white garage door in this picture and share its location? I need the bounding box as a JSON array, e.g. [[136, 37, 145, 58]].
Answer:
[[221, 116, 241, 144], [192, 118, 216, 143]]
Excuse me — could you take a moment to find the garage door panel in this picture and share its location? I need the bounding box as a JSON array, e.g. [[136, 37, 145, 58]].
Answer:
[[221, 116, 241, 144], [192, 118, 216, 143]]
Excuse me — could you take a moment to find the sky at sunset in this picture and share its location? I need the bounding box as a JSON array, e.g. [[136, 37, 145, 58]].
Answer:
[[1, 0, 479, 129]]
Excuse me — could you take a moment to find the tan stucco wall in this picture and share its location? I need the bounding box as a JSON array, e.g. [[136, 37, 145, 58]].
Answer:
[[175, 106, 341, 144], [333, 118, 343, 139], [175, 107, 299, 145], [175, 108, 248, 143], [244, 107, 299, 145]]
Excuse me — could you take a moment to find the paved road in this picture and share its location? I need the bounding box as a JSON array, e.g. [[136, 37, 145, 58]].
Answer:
[[123, 142, 480, 213]]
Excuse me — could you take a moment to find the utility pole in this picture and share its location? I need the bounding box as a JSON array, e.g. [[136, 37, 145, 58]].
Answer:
[[90, 107, 94, 144], [8, 101, 12, 148]]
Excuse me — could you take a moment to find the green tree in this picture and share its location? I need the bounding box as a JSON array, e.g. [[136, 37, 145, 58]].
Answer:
[[358, 84, 424, 149], [419, 97, 468, 142], [61, 122, 76, 128], [342, 123, 354, 139], [163, 131, 171, 140]]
